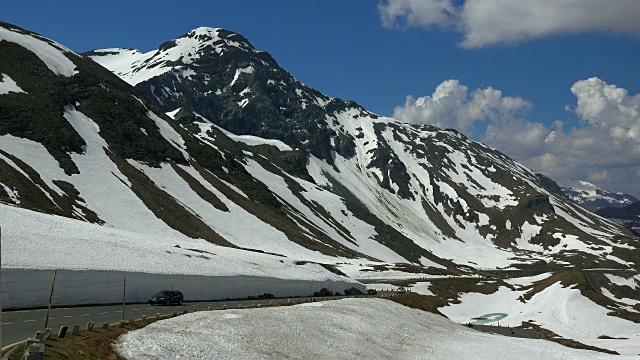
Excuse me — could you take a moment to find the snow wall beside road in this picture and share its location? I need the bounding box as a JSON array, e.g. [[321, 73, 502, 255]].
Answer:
[[2, 269, 365, 309]]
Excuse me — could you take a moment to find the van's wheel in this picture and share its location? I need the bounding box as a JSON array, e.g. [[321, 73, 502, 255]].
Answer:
[[165, 300, 170, 306], [179, 299, 183, 306]]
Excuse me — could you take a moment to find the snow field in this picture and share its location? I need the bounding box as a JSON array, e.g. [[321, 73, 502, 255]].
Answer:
[[129, 161, 337, 262], [211, 122, 293, 151], [0, 107, 187, 239], [0, 204, 355, 283], [410, 282, 435, 296], [183, 111, 294, 151], [310, 111, 537, 269], [115, 298, 622, 360], [440, 277, 640, 355], [604, 273, 639, 289], [0, 134, 68, 203], [61, 107, 191, 237], [146, 111, 189, 160], [0, 26, 77, 77], [243, 158, 406, 263]]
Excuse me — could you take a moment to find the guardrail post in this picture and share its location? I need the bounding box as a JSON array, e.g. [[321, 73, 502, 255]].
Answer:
[[71, 324, 80, 336], [86, 321, 94, 332], [57, 326, 68, 339]]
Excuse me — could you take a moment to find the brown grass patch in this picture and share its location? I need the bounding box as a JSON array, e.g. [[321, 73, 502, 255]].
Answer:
[[8, 324, 142, 360], [388, 293, 447, 316]]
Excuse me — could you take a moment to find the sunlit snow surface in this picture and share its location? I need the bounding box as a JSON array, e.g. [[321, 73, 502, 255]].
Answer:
[[115, 298, 622, 360], [440, 274, 640, 355], [0, 73, 26, 94], [0, 26, 77, 77], [0, 204, 344, 281], [169, 110, 294, 151]]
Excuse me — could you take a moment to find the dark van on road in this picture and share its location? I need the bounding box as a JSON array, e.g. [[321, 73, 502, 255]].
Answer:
[[149, 290, 184, 306]]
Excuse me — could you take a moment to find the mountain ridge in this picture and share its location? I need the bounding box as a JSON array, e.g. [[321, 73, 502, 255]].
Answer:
[[1, 21, 638, 276]]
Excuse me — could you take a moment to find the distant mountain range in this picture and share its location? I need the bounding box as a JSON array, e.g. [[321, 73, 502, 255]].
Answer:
[[560, 179, 638, 211]]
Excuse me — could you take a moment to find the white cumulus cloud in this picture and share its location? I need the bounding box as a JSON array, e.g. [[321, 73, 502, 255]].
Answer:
[[393, 79, 532, 137], [378, 0, 640, 48], [393, 77, 640, 197]]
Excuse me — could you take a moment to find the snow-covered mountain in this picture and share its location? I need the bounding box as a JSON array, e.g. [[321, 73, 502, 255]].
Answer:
[[2, 21, 640, 355], [561, 179, 639, 211], [82, 26, 639, 271], [2, 22, 639, 272]]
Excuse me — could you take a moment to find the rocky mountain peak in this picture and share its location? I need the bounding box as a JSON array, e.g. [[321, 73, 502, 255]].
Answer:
[[158, 26, 260, 57], [85, 26, 273, 87]]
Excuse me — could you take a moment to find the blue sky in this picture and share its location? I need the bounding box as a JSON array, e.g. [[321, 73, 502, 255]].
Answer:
[[4, 0, 640, 196]]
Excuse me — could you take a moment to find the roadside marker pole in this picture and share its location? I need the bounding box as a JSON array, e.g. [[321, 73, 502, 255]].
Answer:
[[123, 276, 126, 321], [44, 270, 57, 333]]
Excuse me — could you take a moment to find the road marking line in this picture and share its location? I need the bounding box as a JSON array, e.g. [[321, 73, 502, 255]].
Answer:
[[23, 320, 35, 323], [98, 312, 108, 315], [132, 309, 140, 311], [5, 322, 14, 325], [63, 316, 73, 318], [81, 314, 91, 316], [115, 310, 122, 313]]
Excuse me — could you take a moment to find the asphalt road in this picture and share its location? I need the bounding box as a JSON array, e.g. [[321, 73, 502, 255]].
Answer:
[[1, 297, 325, 347]]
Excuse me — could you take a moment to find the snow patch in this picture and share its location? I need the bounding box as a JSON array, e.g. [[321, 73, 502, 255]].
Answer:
[[165, 108, 181, 119], [146, 111, 189, 160], [0, 74, 26, 94], [229, 66, 254, 88], [0, 27, 77, 77]]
